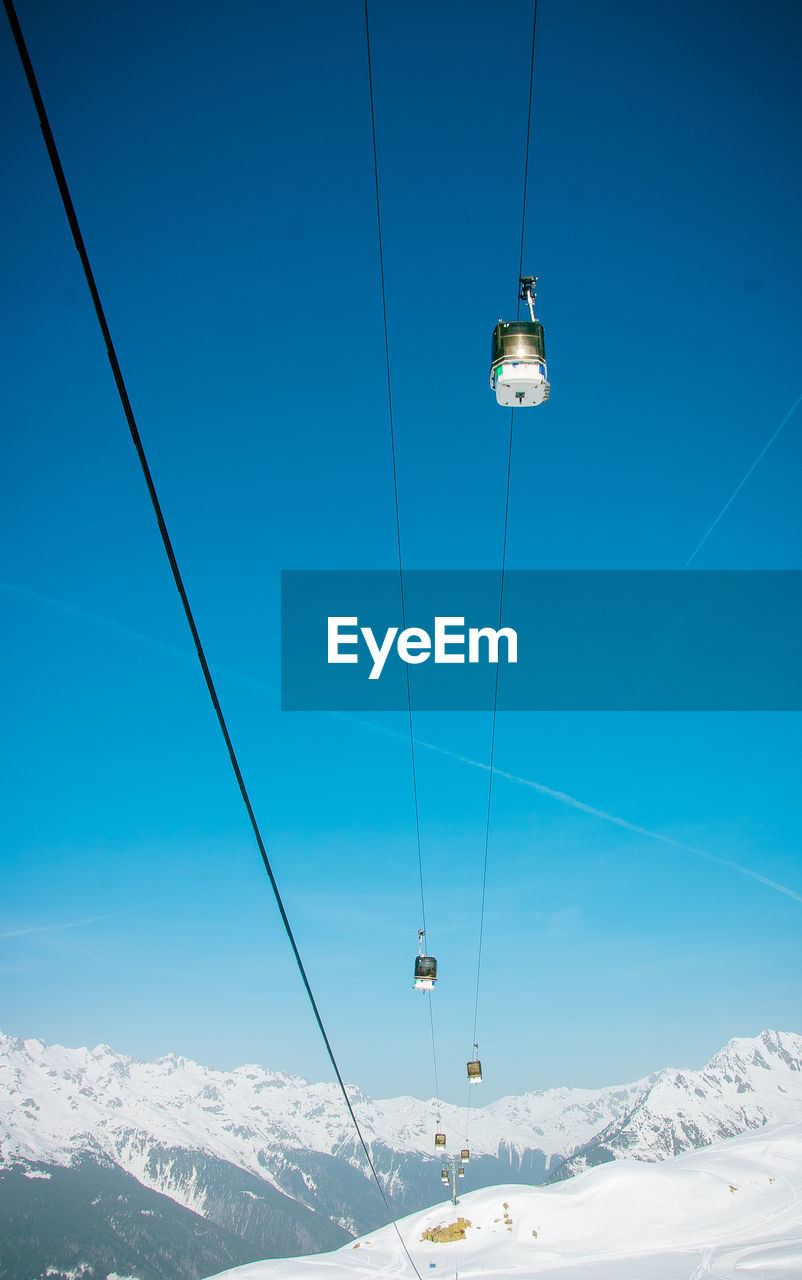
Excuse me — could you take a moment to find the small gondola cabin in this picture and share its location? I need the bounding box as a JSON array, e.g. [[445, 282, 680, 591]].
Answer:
[[467, 1058, 483, 1083], [414, 954, 437, 990]]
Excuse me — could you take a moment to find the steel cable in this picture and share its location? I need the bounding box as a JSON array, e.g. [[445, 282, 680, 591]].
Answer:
[[363, 0, 442, 1128], [465, 0, 540, 1147]]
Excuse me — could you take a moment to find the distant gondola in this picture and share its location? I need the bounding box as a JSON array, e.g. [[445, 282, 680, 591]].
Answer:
[[414, 928, 437, 990], [467, 1043, 483, 1084]]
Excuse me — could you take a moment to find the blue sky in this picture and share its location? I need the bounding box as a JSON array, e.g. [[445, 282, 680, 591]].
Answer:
[[1, 0, 801, 1106]]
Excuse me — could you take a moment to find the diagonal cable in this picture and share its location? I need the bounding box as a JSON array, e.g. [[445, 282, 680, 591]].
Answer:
[[3, 1, 421, 1270]]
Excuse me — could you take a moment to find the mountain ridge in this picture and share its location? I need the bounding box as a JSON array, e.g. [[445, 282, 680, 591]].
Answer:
[[547, 1028, 802, 1180], [2, 1028, 801, 1279]]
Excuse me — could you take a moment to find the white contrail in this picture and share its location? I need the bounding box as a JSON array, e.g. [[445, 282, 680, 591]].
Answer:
[[0, 906, 145, 940], [686, 390, 802, 565], [0, 580, 278, 697], [411, 735, 802, 905], [6, 581, 799, 906], [352, 716, 802, 906], [0, 581, 194, 664]]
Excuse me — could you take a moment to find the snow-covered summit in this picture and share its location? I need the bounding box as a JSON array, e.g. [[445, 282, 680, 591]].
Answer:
[[1, 1027, 801, 1248], [551, 1027, 802, 1178], [0, 1027, 651, 1177], [2, 1028, 801, 1177], [2, 1028, 801, 1277]]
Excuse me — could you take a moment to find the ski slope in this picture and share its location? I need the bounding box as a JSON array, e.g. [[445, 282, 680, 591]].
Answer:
[[209, 1122, 802, 1279]]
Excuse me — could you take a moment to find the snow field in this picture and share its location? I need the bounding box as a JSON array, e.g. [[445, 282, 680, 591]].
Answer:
[[208, 1122, 802, 1280]]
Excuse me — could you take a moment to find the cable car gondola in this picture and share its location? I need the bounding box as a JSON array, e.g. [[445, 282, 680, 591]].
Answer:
[[435, 1132, 446, 1149], [440, 1165, 449, 1184], [413, 928, 437, 990], [460, 1147, 470, 1163], [457, 1164, 465, 1178], [490, 275, 550, 408], [467, 1043, 483, 1084]]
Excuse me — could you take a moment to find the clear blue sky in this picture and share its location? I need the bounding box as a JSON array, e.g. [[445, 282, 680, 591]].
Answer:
[[1, 0, 801, 1106]]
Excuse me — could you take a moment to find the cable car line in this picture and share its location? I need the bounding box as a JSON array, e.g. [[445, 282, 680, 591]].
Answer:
[[472, 425, 514, 1051], [363, 0, 426, 933], [465, 0, 541, 1150], [517, 0, 540, 306], [3, 3, 422, 1272], [363, 0, 442, 1130]]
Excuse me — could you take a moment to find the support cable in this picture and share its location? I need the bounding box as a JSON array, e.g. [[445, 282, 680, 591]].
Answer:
[[3, 2, 421, 1271], [472, 421, 513, 1056], [363, 0, 441, 1121], [465, 0, 539, 1148]]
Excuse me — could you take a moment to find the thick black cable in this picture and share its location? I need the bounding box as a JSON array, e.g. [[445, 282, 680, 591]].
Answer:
[[466, 0, 539, 1140], [3, 3, 421, 1271], [363, 0, 441, 1120]]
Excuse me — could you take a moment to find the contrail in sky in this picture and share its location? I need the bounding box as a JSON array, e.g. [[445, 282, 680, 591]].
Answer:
[[348, 714, 802, 905], [0, 580, 275, 695], [409, 735, 802, 906], [0, 906, 145, 940], [0, 581, 192, 664], [5, 582, 800, 906], [686, 389, 802, 565]]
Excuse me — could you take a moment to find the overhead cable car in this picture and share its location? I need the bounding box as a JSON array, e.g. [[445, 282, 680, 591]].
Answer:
[[435, 1132, 446, 1149], [440, 1165, 449, 1184], [460, 1147, 470, 1163], [467, 1043, 483, 1084], [413, 928, 437, 990], [490, 275, 550, 408], [457, 1164, 465, 1179]]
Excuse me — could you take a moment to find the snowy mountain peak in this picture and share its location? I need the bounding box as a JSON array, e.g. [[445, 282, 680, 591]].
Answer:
[[707, 1028, 802, 1077], [3, 1028, 801, 1278], [548, 1029, 802, 1181], [3, 1027, 800, 1182]]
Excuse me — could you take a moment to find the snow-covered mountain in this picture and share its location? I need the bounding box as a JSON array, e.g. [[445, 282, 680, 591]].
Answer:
[[207, 1121, 802, 1280], [549, 1028, 802, 1179], [0, 1030, 650, 1178], [1, 1028, 801, 1280]]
